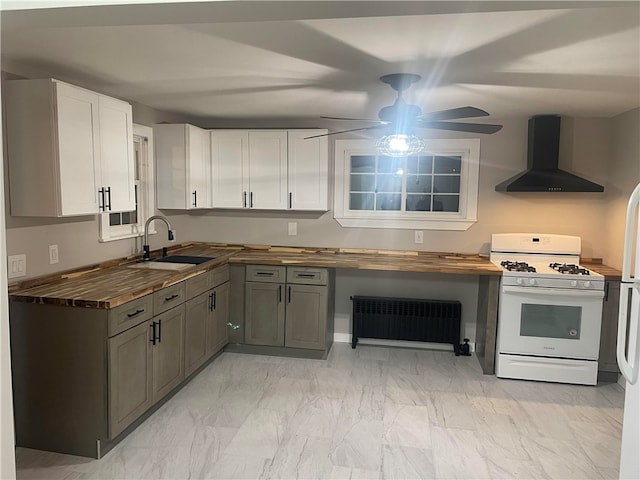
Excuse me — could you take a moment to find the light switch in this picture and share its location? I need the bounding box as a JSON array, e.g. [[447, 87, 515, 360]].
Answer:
[[49, 244, 59, 264], [8, 254, 26, 278], [288, 222, 297, 236], [414, 231, 424, 244]]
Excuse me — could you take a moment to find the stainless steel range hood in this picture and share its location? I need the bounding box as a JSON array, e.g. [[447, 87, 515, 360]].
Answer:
[[495, 115, 604, 192]]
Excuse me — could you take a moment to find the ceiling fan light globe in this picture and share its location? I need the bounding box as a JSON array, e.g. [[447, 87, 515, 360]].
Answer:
[[376, 134, 425, 157]]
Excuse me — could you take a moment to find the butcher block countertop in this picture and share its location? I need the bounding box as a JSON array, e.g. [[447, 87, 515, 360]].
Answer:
[[9, 242, 620, 309]]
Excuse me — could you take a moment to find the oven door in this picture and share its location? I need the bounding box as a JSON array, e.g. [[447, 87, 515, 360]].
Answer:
[[498, 285, 605, 360]]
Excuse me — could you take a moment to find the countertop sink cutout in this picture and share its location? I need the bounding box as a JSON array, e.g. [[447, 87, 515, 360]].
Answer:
[[154, 255, 216, 264], [126, 261, 193, 271]]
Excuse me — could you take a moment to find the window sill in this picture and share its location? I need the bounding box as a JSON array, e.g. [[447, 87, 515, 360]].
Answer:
[[334, 217, 476, 231], [98, 228, 156, 243]]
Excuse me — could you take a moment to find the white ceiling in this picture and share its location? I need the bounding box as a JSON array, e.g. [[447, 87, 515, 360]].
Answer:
[[1, 1, 639, 129]]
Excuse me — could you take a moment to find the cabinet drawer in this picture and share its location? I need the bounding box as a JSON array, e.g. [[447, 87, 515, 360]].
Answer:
[[286, 267, 327, 285], [246, 265, 286, 283], [108, 294, 154, 337], [211, 264, 230, 288], [154, 282, 186, 315], [186, 272, 212, 300]]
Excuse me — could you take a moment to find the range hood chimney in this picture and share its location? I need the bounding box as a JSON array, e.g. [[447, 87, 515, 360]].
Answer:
[[495, 115, 604, 192]]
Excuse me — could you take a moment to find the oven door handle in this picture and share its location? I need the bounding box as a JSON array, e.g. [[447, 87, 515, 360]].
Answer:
[[502, 285, 604, 299]]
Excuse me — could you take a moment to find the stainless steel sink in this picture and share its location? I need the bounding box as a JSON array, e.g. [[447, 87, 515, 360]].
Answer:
[[127, 255, 216, 271], [154, 255, 215, 265]]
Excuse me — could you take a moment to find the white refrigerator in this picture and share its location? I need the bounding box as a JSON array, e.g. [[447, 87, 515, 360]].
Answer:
[[618, 182, 640, 480]]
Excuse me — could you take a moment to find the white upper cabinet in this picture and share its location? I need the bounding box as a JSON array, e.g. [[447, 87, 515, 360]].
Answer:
[[98, 96, 135, 213], [287, 130, 328, 211], [5, 78, 135, 217], [247, 130, 288, 210], [155, 124, 211, 210], [209, 129, 328, 211], [210, 130, 248, 209]]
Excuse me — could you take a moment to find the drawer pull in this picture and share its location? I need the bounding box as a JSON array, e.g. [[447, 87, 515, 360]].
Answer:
[[256, 272, 274, 277], [164, 293, 180, 302], [296, 273, 316, 278], [126, 308, 145, 318]]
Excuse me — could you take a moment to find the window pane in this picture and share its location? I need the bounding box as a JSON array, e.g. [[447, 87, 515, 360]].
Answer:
[[433, 175, 461, 193], [434, 156, 462, 174], [350, 174, 375, 192], [407, 175, 432, 193], [109, 213, 121, 226], [407, 156, 433, 174], [406, 194, 431, 211], [433, 195, 459, 212], [376, 174, 402, 192], [377, 156, 403, 174], [376, 194, 401, 211], [351, 156, 376, 173], [350, 193, 375, 210]]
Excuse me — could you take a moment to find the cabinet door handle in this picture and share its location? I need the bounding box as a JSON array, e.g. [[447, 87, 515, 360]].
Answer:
[[98, 188, 105, 211], [106, 186, 112, 211], [150, 321, 157, 345], [164, 293, 180, 302], [278, 285, 282, 303], [604, 282, 610, 301], [256, 272, 274, 277], [288, 285, 292, 303], [250, 192, 254, 208], [192, 190, 197, 208], [289, 192, 292, 209], [157, 319, 162, 343], [209, 292, 214, 311], [243, 191, 247, 208], [127, 308, 145, 318], [212, 291, 216, 310]]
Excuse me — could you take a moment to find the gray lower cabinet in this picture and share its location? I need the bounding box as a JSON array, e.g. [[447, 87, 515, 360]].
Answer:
[[10, 265, 230, 459], [599, 280, 621, 375], [184, 266, 230, 377], [244, 265, 333, 351]]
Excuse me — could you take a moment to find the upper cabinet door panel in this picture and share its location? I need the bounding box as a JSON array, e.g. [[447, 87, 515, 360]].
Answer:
[[287, 130, 328, 211], [211, 130, 248, 209], [98, 95, 135, 213], [247, 131, 287, 210], [187, 125, 211, 209], [55, 82, 101, 216]]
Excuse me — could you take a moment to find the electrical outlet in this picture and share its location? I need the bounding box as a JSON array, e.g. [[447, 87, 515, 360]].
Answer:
[[8, 254, 26, 278], [288, 222, 297, 236], [414, 231, 424, 244], [49, 244, 59, 264]]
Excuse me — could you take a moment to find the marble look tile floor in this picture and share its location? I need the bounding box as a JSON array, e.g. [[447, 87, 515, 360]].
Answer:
[[15, 343, 625, 479]]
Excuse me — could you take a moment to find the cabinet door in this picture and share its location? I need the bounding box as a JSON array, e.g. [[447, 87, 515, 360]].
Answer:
[[98, 95, 136, 212], [247, 131, 287, 209], [187, 125, 210, 209], [285, 284, 328, 350], [599, 280, 621, 372], [208, 281, 230, 355], [211, 130, 248, 208], [184, 292, 210, 378], [56, 82, 101, 215], [108, 320, 153, 439], [245, 281, 285, 346], [287, 130, 328, 210], [152, 305, 185, 403]]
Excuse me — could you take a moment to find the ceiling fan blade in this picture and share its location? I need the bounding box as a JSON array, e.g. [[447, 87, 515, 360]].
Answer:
[[417, 120, 503, 134], [418, 106, 490, 122], [320, 116, 386, 123], [305, 125, 386, 139]]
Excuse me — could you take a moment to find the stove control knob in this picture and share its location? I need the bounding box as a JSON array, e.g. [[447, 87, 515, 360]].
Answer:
[[529, 278, 537, 286], [583, 281, 592, 288], [571, 280, 578, 287], [517, 278, 524, 285]]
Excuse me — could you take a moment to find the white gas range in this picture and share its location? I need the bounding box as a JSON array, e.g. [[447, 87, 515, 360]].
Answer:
[[491, 233, 605, 385]]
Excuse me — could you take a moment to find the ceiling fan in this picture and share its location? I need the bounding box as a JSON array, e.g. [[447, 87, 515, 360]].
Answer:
[[307, 73, 503, 156]]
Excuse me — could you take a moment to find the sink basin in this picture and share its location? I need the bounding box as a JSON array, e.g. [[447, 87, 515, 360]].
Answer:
[[154, 255, 215, 265], [127, 261, 192, 271]]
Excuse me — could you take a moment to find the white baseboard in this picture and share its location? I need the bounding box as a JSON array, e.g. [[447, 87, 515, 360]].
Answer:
[[333, 333, 475, 352]]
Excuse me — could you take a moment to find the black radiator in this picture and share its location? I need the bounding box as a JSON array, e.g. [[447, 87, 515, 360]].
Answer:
[[351, 296, 462, 355]]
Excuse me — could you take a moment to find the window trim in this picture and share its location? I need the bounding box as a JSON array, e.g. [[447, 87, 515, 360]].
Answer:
[[98, 123, 156, 242], [334, 138, 480, 230]]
